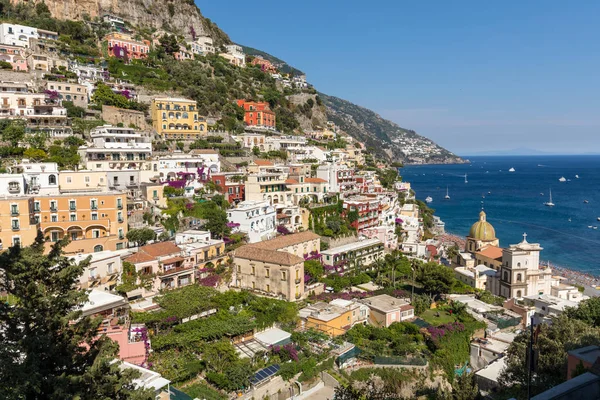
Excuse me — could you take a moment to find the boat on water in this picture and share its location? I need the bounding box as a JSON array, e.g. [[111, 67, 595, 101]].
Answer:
[[597, 217, 600, 222], [568, 218, 572, 222], [488, 191, 491, 194], [559, 177, 567, 182], [540, 192, 544, 196], [595, 227, 599, 230], [444, 187, 450, 200], [544, 189, 555, 207], [425, 196, 433, 203], [509, 167, 515, 172], [584, 200, 589, 204], [589, 226, 594, 229], [464, 174, 468, 184], [576, 175, 580, 179]]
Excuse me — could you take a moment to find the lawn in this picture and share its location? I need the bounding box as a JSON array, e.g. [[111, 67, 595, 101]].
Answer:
[[419, 309, 456, 326]]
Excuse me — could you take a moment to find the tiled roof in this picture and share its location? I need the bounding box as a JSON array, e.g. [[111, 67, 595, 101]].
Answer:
[[250, 231, 320, 251], [305, 177, 327, 183], [253, 159, 274, 166], [477, 245, 503, 261], [124, 242, 182, 264], [235, 245, 304, 266], [285, 178, 299, 184]]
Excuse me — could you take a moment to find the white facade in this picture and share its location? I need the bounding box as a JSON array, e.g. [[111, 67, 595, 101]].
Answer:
[[0, 174, 27, 196], [225, 44, 246, 66], [227, 200, 276, 243], [288, 145, 330, 163], [188, 35, 215, 55], [71, 250, 122, 291], [0, 23, 38, 48], [155, 152, 220, 182], [11, 162, 60, 195]]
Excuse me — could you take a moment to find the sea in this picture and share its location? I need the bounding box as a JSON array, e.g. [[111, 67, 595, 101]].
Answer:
[[403, 155, 600, 276]]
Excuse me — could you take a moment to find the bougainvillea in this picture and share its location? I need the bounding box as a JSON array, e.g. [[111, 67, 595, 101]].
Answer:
[[277, 225, 291, 235], [198, 275, 221, 287], [44, 89, 59, 100], [270, 343, 299, 362], [426, 322, 465, 341]]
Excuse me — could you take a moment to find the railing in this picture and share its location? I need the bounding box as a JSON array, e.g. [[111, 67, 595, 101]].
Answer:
[[117, 204, 123, 210], [91, 205, 98, 210], [159, 265, 193, 277], [69, 206, 76, 211], [10, 210, 19, 216], [118, 218, 124, 223], [12, 225, 20, 231], [50, 206, 58, 212]]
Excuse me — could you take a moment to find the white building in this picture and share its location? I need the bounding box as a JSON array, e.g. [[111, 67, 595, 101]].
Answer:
[[188, 35, 215, 56], [227, 200, 276, 243], [155, 151, 220, 182], [0, 23, 57, 48], [80, 125, 152, 170], [10, 162, 60, 195], [288, 145, 330, 163], [454, 264, 497, 290], [224, 44, 246, 67], [70, 250, 123, 291]]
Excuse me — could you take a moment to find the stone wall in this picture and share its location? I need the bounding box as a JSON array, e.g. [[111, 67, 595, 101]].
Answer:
[[101, 105, 150, 131]]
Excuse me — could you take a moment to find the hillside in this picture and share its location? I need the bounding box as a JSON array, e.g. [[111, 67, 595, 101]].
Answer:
[[9, 0, 231, 45], [241, 46, 305, 76], [319, 93, 464, 164]]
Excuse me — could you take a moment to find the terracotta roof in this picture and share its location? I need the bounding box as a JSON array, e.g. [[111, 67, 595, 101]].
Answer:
[[285, 178, 299, 184], [305, 177, 327, 183], [476, 245, 503, 261], [250, 231, 320, 251], [190, 149, 218, 155], [253, 159, 274, 166], [124, 242, 182, 264], [235, 245, 304, 266]]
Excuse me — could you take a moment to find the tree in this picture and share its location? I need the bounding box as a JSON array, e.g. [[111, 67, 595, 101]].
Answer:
[[92, 82, 130, 109], [199, 204, 230, 238], [499, 314, 600, 398], [252, 146, 260, 156], [159, 34, 180, 55], [202, 340, 239, 373], [126, 228, 157, 246], [0, 60, 13, 69], [23, 147, 47, 161], [304, 260, 324, 282], [415, 262, 456, 296], [565, 297, 600, 327], [0, 233, 154, 399], [63, 100, 85, 118], [2, 119, 25, 146]]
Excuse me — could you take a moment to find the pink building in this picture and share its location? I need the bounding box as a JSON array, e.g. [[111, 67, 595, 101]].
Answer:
[[362, 226, 398, 250], [360, 294, 414, 327], [81, 290, 149, 365], [0, 44, 27, 71]]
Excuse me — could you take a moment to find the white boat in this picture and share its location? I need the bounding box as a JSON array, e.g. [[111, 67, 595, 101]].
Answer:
[[584, 200, 589, 204], [425, 196, 433, 203], [595, 227, 599, 230], [544, 189, 555, 207], [559, 177, 567, 182], [464, 174, 468, 184], [509, 167, 515, 172], [597, 217, 600, 222], [444, 187, 450, 200], [576, 175, 580, 179], [568, 218, 572, 222], [589, 226, 594, 229]]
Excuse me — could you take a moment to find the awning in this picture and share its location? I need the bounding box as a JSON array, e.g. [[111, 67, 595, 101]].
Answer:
[[162, 256, 184, 265]]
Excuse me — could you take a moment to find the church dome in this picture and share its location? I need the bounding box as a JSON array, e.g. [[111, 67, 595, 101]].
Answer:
[[469, 211, 496, 241]]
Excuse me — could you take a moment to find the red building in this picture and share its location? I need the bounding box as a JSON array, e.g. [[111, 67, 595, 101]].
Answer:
[[251, 56, 277, 73], [236, 100, 276, 129], [210, 173, 245, 204], [343, 196, 381, 232], [104, 33, 150, 60]]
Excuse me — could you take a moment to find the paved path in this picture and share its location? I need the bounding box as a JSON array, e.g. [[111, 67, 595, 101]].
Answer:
[[303, 386, 335, 400]]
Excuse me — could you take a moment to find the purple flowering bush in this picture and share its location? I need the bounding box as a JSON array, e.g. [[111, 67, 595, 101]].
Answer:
[[426, 322, 465, 341], [270, 343, 299, 362]]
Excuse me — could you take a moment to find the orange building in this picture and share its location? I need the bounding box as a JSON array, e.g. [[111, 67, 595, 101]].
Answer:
[[236, 100, 276, 129], [104, 33, 150, 60], [36, 192, 128, 254], [0, 197, 38, 250]]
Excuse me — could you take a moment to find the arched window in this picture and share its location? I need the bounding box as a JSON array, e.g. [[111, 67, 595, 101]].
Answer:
[[503, 271, 508, 282], [517, 273, 522, 282], [516, 290, 522, 298], [48, 174, 56, 185], [182, 112, 188, 119], [200, 125, 204, 131], [93, 245, 103, 252], [517, 262, 521, 267], [162, 112, 166, 119]]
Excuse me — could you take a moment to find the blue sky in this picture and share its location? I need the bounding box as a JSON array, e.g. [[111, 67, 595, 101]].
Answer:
[[198, 1, 600, 155]]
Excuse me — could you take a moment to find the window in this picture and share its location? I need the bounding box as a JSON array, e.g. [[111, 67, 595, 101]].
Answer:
[[116, 243, 123, 250], [10, 204, 18, 215], [12, 237, 20, 247], [251, 266, 255, 275], [33, 201, 40, 212], [91, 213, 98, 220], [51, 231, 59, 242], [85, 176, 90, 183], [48, 174, 56, 185], [93, 245, 103, 252], [516, 273, 522, 282], [89, 267, 97, 279], [516, 290, 522, 298], [92, 230, 100, 239], [11, 219, 19, 230], [70, 213, 76, 221], [266, 284, 270, 292], [51, 214, 58, 222], [252, 282, 256, 289], [265, 269, 270, 278], [71, 232, 77, 241], [69, 200, 76, 210]]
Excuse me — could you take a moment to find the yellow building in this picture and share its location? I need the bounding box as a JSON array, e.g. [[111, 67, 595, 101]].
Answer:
[[58, 170, 109, 193], [150, 97, 207, 139], [0, 197, 39, 250], [36, 191, 128, 254], [300, 302, 353, 337]]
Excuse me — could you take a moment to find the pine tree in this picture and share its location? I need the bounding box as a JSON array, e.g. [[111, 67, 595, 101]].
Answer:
[[0, 233, 155, 399]]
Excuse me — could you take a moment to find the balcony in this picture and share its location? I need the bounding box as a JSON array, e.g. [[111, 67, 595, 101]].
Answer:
[[50, 206, 58, 212], [10, 209, 19, 216], [159, 265, 193, 277], [12, 225, 20, 231], [295, 278, 302, 284], [117, 204, 123, 210], [91, 205, 98, 210], [118, 217, 124, 223], [119, 234, 124, 240], [69, 206, 76, 211]]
